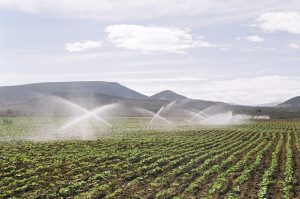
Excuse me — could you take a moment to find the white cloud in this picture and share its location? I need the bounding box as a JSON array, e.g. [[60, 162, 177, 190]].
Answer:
[[255, 12, 300, 34], [245, 35, 264, 42], [0, 0, 40, 13], [119, 75, 300, 105], [1, 73, 299, 105], [220, 47, 231, 52], [105, 24, 214, 53], [65, 40, 102, 52], [239, 46, 276, 52], [288, 43, 300, 49], [2, 1, 298, 25], [190, 76, 300, 105], [119, 77, 206, 83]]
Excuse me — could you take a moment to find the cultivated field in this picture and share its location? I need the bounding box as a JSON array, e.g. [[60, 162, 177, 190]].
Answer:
[[1, 118, 300, 198]]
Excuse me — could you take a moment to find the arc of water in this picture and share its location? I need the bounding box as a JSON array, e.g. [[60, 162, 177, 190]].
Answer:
[[58, 103, 113, 131], [131, 107, 157, 117], [201, 111, 233, 125], [86, 105, 113, 127], [148, 105, 171, 127], [188, 106, 214, 123], [189, 111, 210, 122], [54, 97, 111, 125], [164, 101, 177, 111], [131, 107, 171, 124], [52, 97, 112, 127], [152, 101, 178, 124]]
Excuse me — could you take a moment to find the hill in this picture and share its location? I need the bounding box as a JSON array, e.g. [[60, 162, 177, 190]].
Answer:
[[0, 81, 147, 104], [278, 96, 300, 109], [0, 82, 221, 116], [0, 81, 299, 119], [150, 90, 187, 101]]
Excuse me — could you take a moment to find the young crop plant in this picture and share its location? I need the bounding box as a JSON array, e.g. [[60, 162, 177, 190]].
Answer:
[[283, 132, 293, 199], [1, 119, 300, 198], [257, 134, 284, 199], [206, 137, 267, 198]]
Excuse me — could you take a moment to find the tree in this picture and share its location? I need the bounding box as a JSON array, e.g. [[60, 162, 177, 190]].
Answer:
[[256, 109, 262, 115]]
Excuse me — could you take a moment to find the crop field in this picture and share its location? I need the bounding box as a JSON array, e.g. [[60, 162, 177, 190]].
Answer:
[[1, 118, 300, 198]]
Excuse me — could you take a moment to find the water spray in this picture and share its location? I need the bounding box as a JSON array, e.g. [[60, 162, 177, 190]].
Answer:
[[58, 103, 114, 131], [148, 105, 172, 129]]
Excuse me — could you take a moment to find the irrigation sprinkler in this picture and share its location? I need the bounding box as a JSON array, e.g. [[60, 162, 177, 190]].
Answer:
[[147, 105, 172, 130], [57, 103, 114, 131]]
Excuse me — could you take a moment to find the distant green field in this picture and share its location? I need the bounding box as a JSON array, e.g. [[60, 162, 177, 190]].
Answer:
[[1, 118, 300, 198]]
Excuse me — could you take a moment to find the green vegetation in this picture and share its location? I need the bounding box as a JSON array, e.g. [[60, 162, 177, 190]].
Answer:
[[1, 118, 300, 198]]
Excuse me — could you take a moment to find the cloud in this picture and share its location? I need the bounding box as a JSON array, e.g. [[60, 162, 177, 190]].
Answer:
[[236, 35, 264, 42], [65, 40, 102, 52], [220, 47, 231, 52], [245, 35, 264, 42], [117, 75, 300, 105], [288, 43, 300, 49], [190, 76, 300, 105], [3, 1, 299, 26], [1, 72, 299, 105], [255, 12, 300, 34], [119, 77, 206, 83], [105, 24, 214, 53]]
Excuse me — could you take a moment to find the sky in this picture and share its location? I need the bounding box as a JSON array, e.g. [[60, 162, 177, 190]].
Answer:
[[0, 0, 300, 105]]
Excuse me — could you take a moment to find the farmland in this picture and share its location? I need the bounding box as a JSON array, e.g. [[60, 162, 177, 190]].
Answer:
[[1, 118, 300, 198]]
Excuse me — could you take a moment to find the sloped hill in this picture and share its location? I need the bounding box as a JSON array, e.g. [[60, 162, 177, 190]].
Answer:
[[150, 90, 187, 101], [0, 82, 300, 118], [0, 92, 168, 116], [279, 96, 300, 107], [0, 81, 147, 104]]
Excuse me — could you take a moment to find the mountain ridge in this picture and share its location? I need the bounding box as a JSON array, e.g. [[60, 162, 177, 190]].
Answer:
[[278, 96, 300, 109], [0, 81, 148, 103], [150, 90, 187, 101], [0, 81, 299, 119]]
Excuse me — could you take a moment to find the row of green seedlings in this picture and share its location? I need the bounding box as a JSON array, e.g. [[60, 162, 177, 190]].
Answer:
[[0, 140, 119, 181], [114, 130, 243, 198], [0, 142, 135, 198], [152, 131, 257, 198], [99, 130, 242, 198], [1, 124, 292, 197], [69, 137, 219, 197], [205, 133, 272, 198], [62, 137, 200, 199], [0, 130, 221, 197], [177, 133, 261, 198], [75, 130, 227, 198], [257, 133, 284, 199], [293, 129, 300, 198], [180, 131, 263, 198], [282, 132, 293, 199], [131, 131, 242, 197], [1, 139, 173, 198], [1, 156, 118, 197], [103, 130, 238, 198], [150, 131, 255, 198], [227, 132, 277, 198], [84, 140, 207, 198], [0, 148, 59, 197]]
